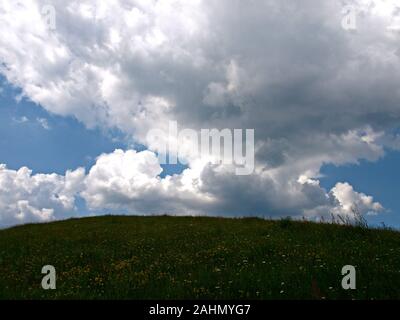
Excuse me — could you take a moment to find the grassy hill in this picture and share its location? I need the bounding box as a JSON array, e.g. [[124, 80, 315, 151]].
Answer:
[[0, 215, 399, 300]]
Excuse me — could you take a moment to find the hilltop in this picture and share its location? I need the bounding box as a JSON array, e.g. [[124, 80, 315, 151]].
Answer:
[[0, 215, 399, 299]]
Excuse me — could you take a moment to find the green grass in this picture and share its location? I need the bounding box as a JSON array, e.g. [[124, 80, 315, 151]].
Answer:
[[0, 215, 399, 300]]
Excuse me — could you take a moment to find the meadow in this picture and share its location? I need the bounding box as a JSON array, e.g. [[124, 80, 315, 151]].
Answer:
[[0, 215, 399, 299]]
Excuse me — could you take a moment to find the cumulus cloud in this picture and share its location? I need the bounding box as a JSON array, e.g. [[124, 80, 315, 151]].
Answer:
[[0, 146, 384, 226], [0, 164, 85, 227], [82, 149, 383, 221], [83, 149, 163, 210], [0, 0, 396, 225], [330, 182, 384, 217], [82, 149, 215, 214]]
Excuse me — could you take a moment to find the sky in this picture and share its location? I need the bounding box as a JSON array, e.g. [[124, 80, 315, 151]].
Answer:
[[0, 0, 400, 228]]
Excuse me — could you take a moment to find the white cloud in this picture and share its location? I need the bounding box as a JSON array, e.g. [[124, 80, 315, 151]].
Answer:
[[0, 164, 85, 227], [330, 182, 383, 217], [82, 149, 213, 214], [0, 146, 384, 226], [81, 149, 383, 221], [36, 117, 51, 130], [83, 149, 163, 209], [13, 116, 29, 124]]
